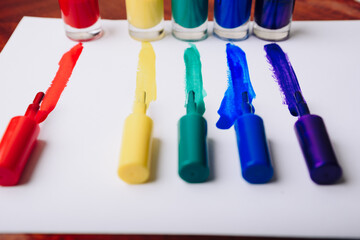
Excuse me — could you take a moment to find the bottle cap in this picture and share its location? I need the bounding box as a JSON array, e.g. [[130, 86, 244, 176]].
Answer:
[[178, 113, 209, 183], [0, 92, 43, 186], [0, 116, 40, 186], [234, 114, 273, 184], [118, 113, 153, 184], [295, 114, 342, 184]]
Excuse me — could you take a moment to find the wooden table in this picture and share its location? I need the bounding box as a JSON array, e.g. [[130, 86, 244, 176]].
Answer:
[[0, 0, 359, 239]]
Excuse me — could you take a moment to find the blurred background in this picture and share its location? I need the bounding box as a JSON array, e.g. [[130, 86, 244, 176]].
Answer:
[[1, 0, 360, 51]]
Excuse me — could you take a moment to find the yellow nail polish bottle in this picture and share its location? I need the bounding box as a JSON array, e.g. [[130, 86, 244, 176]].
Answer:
[[125, 0, 165, 41]]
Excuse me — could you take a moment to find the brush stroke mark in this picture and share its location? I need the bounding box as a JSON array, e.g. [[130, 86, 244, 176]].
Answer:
[[184, 43, 206, 115], [35, 43, 83, 123], [216, 43, 255, 129], [134, 42, 156, 113], [264, 43, 307, 117]]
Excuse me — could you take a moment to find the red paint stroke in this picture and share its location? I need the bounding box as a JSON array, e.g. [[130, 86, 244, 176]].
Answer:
[[59, 0, 100, 29], [35, 43, 83, 123]]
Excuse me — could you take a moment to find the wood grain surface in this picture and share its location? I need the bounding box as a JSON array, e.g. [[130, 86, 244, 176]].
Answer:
[[0, 235, 319, 240], [0, 0, 359, 239]]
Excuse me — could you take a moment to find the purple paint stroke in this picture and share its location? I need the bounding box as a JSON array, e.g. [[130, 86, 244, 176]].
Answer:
[[264, 43, 304, 116], [216, 43, 256, 129]]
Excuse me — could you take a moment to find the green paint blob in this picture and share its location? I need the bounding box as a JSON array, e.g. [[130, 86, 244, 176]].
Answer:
[[184, 43, 206, 115], [172, 0, 208, 29]]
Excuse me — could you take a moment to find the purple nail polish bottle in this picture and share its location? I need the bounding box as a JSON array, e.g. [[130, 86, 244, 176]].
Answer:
[[254, 0, 295, 41]]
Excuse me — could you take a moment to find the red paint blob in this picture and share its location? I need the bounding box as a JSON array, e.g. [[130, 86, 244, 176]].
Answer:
[[59, 0, 100, 29], [36, 43, 83, 123]]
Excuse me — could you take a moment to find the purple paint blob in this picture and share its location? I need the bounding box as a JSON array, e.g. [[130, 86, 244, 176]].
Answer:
[[264, 43, 304, 116], [216, 43, 255, 129]]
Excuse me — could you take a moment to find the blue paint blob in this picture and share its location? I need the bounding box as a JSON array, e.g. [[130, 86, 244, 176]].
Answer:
[[216, 43, 255, 129], [254, 0, 295, 29], [264, 43, 304, 116], [214, 0, 252, 29]]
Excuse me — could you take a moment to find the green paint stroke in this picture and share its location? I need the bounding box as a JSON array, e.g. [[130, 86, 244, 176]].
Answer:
[[172, 0, 208, 28], [184, 43, 206, 115]]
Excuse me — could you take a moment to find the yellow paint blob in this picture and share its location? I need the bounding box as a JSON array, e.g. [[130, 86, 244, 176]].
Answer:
[[118, 42, 157, 184], [135, 42, 156, 111], [126, 0, 164, 29]]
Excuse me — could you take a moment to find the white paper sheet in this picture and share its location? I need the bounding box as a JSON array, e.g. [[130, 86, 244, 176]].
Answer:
[[0, 17, 360, 238]]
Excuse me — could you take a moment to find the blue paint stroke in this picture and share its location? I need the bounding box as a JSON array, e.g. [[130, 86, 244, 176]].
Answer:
[[264, 43, 308, 116], [216, 43, 256, 129]]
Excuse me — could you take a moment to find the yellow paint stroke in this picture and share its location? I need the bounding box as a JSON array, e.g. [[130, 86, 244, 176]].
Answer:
[[133, 42, 157, 113], [126, 0, 164, 29], [118, 42, 157, 184]]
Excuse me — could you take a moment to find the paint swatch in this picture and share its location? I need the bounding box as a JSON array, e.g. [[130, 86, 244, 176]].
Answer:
[[135, 41, 157, 112], [264, 43, 304, 116], [184, 43, 206, 115], [217, 43, 255, 129], [36, 43, 83, 123]]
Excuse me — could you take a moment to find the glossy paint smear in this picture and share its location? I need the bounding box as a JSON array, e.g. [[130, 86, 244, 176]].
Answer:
[[217, 43, 255, 129], [184, 43, 206, 115], [264, 43, 306, 116], [134, 42, 157, 112], [36, 43, 83, 123]]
